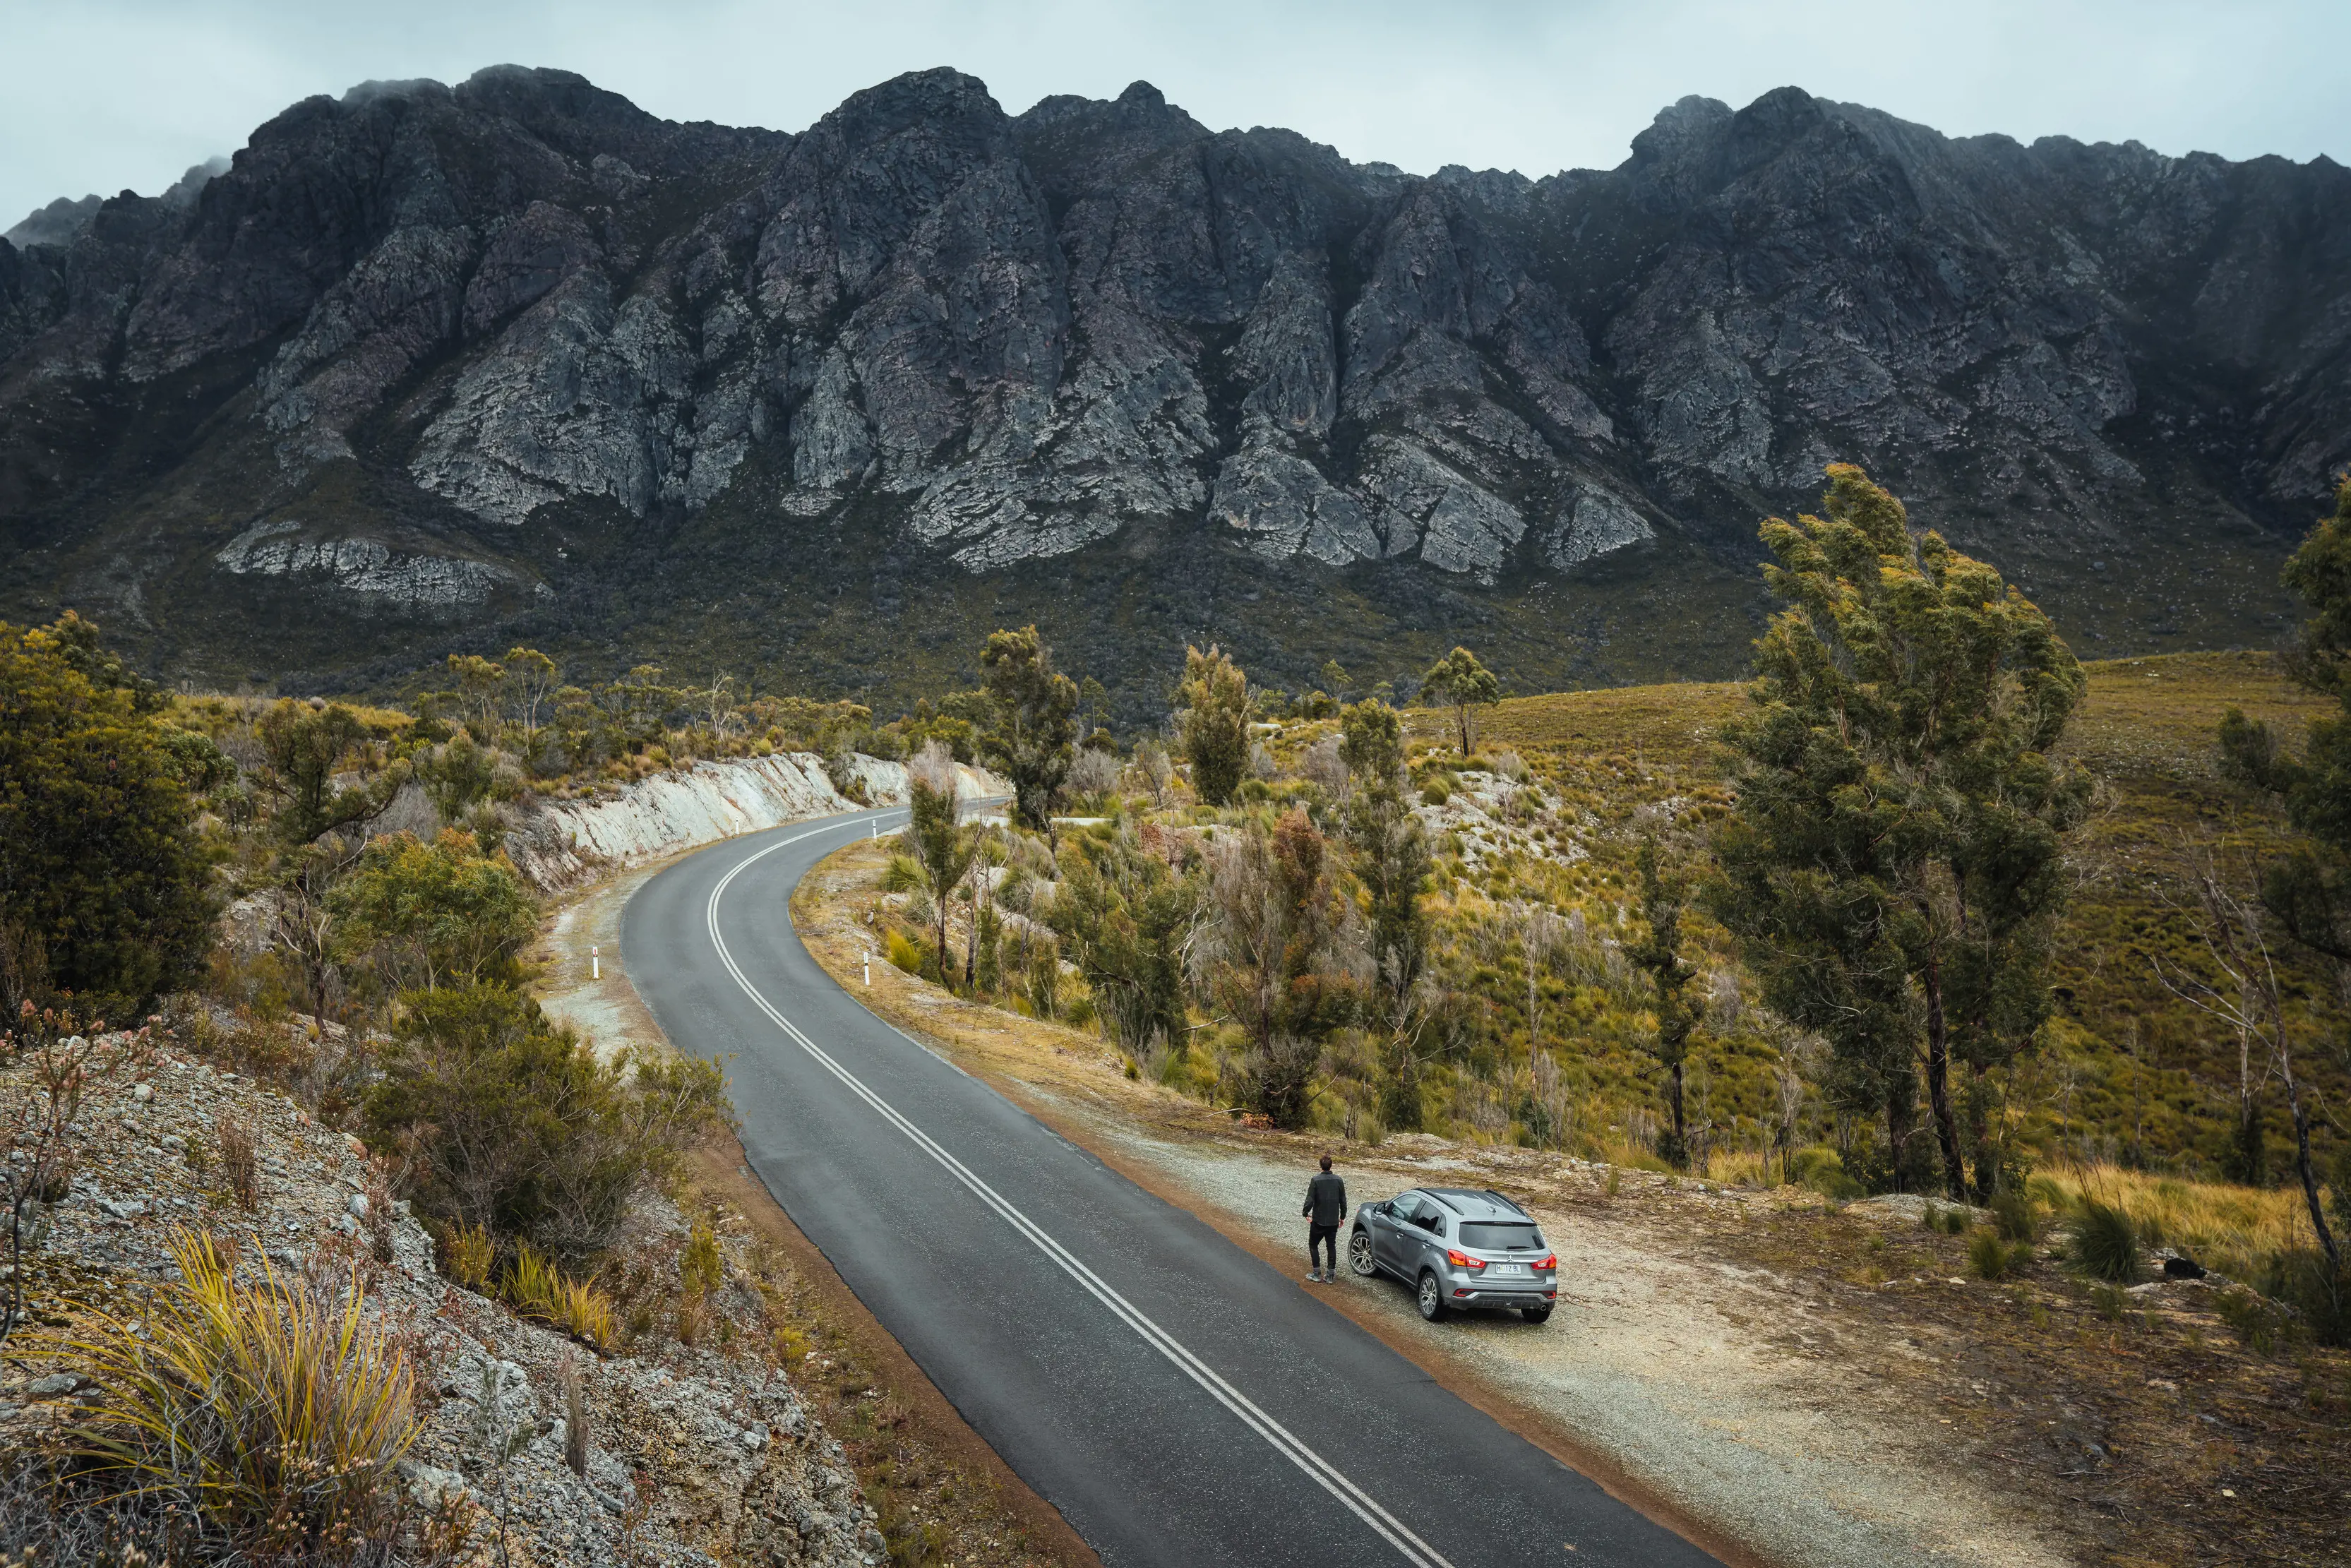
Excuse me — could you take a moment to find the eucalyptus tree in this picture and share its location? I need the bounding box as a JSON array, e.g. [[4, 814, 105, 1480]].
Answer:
[[1711, 465, 2090, 1199]]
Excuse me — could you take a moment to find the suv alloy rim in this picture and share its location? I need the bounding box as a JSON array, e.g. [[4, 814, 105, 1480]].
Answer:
[[1350, 1233, 1375, 1275]]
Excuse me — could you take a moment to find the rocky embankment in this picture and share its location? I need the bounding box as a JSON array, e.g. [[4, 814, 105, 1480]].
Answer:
[[0, 1030, 888, 1564], [503, 750, 1001, 894]]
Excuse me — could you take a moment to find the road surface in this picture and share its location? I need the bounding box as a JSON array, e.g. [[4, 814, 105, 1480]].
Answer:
[[624, 807, 1723, 1568]]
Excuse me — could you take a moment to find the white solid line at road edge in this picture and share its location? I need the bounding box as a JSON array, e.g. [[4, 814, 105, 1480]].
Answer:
[[705, 815, 1460, 1568]]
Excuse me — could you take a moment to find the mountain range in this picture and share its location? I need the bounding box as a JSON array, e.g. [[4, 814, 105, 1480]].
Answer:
[[4, 66, 2344, 707]]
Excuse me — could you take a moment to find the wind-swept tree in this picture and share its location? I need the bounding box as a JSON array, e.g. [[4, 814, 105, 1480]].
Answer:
[[977, 627, 1079, 831], [1420, 646, 1500, 758], [447, 653, 506, 738], [1339, 699, 1432, 1129], [1177, 645, 1251, 807], [1628, 837, 1698, 1167], [2214, 476, 2351, 1267], [1711, 465, 2089, 1199], [503, 647, 560, 743], [902, 743, 976, 983], [255, 699, 405, 847], [1204, 810, 1356, 1128]]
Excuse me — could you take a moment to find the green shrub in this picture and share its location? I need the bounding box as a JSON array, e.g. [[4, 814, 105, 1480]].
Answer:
[[365, 983, 729, 1262], [1422, 784, 1452, 806], [2070, 1198, 2142, 1283], [2259, 1248, 2351, 1348], [0, 614, 216, 1010], [2215, 1282, 2289, 1354], [330, 829, 536, 994], [1968, 1227, 2030, 1281], [1990, 1187, 2041, 1243], [1788, 1146, 1862, 1200], [680, 1218, 725, 1299], [885, 929, 926, 975], [2088, 1281, 2133, 1322]]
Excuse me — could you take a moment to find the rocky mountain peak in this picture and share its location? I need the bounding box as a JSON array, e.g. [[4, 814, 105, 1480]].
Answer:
[[0, 66, 2343, 699]]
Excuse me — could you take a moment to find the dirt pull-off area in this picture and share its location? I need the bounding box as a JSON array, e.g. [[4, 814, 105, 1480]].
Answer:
[[789, 835, 2351, 1568]]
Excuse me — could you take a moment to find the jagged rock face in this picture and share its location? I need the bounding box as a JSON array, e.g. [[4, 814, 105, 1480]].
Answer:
[[0, 64, 2345, 683]]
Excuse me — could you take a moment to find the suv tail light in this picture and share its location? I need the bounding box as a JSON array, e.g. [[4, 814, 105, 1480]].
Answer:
[[1444, 1249, 1485, 1271], [1536, 1254, 1557, 1271]]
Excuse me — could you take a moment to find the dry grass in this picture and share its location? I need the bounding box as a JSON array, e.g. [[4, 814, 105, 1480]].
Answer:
[[40, 1228, 416, 1555], [2038, 1161, 2316, 1282]]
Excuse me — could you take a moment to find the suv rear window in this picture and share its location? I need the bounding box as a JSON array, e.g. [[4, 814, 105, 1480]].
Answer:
[[1461, 1222, 1544, 1250]]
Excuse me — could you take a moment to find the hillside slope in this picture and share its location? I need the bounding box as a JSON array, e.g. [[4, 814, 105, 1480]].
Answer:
[[1466, 649, 2343, 1173]]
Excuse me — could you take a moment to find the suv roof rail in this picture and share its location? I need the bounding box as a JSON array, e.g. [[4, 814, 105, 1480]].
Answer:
[[1483, 1189, 1527, 1215]]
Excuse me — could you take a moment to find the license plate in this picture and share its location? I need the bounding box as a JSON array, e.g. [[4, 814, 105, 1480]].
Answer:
[[1490, 1263, 1526, 1277]]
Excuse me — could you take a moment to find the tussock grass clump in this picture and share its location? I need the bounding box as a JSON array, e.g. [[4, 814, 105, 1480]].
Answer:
[[42, 1228, 416, 1554], [440, 1221, 494, 1293], [501, 1244, 616, 1348], [2070, 1198, 2143, 1283], [1968, 1227, 2033, 1281]]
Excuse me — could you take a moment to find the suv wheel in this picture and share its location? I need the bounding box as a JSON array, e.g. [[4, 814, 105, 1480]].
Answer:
[[1416, 1271, 1447, 1322], [1521, 1305, 1553, 1324], [1348, 1231, 1377, 1277]]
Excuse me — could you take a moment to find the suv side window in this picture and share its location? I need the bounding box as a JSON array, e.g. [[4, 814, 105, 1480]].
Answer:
[[1387, 1193, 1423, 1226], [1425, 1211, 1448, 1238]]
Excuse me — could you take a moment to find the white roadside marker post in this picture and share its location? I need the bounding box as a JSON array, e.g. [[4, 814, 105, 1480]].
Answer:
[[591, 945, 599, 981], [863, 952, 872, 987]]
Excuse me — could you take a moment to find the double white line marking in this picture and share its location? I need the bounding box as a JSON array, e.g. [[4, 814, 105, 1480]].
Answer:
[[705, 818, 1458, 1568]]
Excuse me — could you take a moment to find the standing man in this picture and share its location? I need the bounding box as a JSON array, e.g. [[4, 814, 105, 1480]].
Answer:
[[1303, 1153, 1348, 1283]]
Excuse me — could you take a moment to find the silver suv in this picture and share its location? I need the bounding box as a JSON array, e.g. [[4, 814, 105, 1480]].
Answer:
[[1347, 1187, 1557, 1323]]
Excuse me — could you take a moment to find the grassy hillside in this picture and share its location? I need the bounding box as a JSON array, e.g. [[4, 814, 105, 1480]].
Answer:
[[1447, 649, 2343, 1178]]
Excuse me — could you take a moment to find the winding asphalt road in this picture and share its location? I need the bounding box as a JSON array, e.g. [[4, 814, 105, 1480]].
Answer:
[[624, 807, 1723, 1568]]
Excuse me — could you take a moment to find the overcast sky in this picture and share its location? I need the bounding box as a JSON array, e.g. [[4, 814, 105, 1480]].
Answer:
[[6, 0, 2346, 228]]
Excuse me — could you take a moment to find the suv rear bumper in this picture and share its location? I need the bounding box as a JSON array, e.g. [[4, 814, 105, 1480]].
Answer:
[[1446, 1283, 1556, 1306]]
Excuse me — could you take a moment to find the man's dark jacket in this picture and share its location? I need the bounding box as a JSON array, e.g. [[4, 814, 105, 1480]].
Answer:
[[1303, 1171, 1347, 1226]]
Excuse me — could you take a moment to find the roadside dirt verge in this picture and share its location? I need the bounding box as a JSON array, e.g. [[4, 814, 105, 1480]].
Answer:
[[791, 835, 2351, 1568]]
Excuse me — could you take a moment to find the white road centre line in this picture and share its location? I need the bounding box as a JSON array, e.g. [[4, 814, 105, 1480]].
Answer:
[[705, 819, 1459, 1568]]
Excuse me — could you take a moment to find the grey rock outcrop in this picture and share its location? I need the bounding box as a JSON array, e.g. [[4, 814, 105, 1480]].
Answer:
[[0, 64, 2345, 683]]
